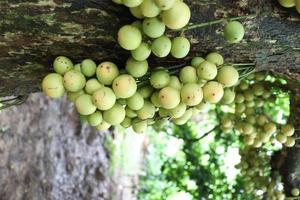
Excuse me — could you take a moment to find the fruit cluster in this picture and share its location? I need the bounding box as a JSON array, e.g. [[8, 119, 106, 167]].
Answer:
[[116, 0, 191, 59], [220, 72, 296, 148], [236, 148, 286, 200], [278, 0, 300, 13], [42, 52, 241, 132]]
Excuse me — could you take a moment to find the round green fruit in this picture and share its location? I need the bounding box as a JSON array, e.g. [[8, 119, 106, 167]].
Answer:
[[217, 66, 239, 87], [132, 119, 148, 133], [131, 42, 151, 61], [42, 73, 65, 99], [53, 56, 73, 75], [170, 37, 190, 59], [103, 103, 126, 125], [125, 57, 148, 78], [88, 111, 103, 127], [113, 74, 137, 98], [118, 25, 142, 50], [179, 66, 197, 83], [191, 57, 205, 67], [159, 87, 181, 109], [168, 102, 186, 119], [224, 21, 245, 43], [92, 87, 116, 110], [137, 101, 156, 120], [221, 88, 236, 104], [206, 52, 224, 66], [162, 1, 191, 30], [75, 94, 97, 116], [121, 117, 132, 128], [68, 90, 84, 102], [138, 85, 154, 98], [291, 188, 300, 197], [202, 81, 224, 103], [278, 0, 296, 8], [81, 59, 97, 77], [63, 70, 86, 92], [96, 121, 111, 131], [197, 61, 218, 80], [123, 0, 143, 7], [155, 0, 176, 10], [129, 6, 144, 19], [142, 17, 165, 38], [151, 35, 172, 57], [167, 75, 182, 90], [150, 70, 170, 89], [127, 92, 145, 110], [282, 124, 295, 136], [140, 0, 161, 17], [85, 78, 102, 95], [180, 83, 203, 106], [96, 62, 119, 85]]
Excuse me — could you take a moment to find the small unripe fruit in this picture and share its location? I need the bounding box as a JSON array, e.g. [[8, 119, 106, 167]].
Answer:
[[68, 90, 84, 102], [282, 124, 295, 136], [224, 21, 245, 43], [63, 70, 86, 92], [284, 136, 296, 147], [121, 117, 132, 128], [168, 102, 186, 119], [96, 121, 111, 131], [151, 35, 172, 57], [103, 103, 126, 125], [129, 6, 144, 19], [81, 59, 97, 77], [291, 188, 300, 197], [131, 42, 151, 61], [278, 0, 296, 8], [155, 0, 176, 10], [180, 83, 203, 106], [140, 0, 161, 17], [264, 123, 277, 135], [42, 73, 65, 99], [53, 56, 73, 75], [197, 61, 218, 80], [167, 76, 182, 90], [92, 87, 116, 110], [88, 111, 103, 127], [150, 92, 161, 107], [179, 66, 197, 83], [191, 57, 205, 67], [221, 88, 236, 104], [234, 93, 245, 103], [127, 92, 144, 110], [202, 81, 224, 103], [170, 37, 190, 59], [162, 1, 191, 30], [85, 79, 102, 95], [276, 134, 287, 143], [172, 109, 193, 125], [150, 70, 170, 89], [217, 66, 239, 87], [118, 25, 142, 50], [142, 17, 165, 38], [138, 85, 154, 98], [137, 101, 156, 120], [125, 57, 148, 78], [75, 94, 97, 116], [123, 0, 143, 7], [132, 119, 148, 133], [126, 107, 138, 118], [113, 74, 137, 98], [205, 52, 224, 66], [96, 62, 119, 85], [159, 87, 181, 109]]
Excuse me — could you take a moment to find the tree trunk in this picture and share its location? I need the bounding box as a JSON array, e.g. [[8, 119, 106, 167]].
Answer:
[[0, 0, 300, 195], [0, 0, 299, 97]]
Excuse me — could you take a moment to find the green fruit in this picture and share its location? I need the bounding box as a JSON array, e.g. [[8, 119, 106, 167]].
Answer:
[[118, 25, 142, 50], [180, 83, 203, 106], [155, 0, 176, 10], [284, 136, 296, 147], [168, 102, 186, 119], [126, 107, 138, 118], [85, 78, 102, 95], [197, 61, 218, 80], [130, 6, 144, 19], [202, 81, 224, 103], [137, 101, 156, 120], [243, 90, 254, 101], [158, 108, 169, 117], [282, 124, 295, 136], [103, 103, 126, 125], [131, 20, 143, 31], [96, 62, 119, 85], [276, 133, 287, 143], [221, 88, 235, 104], [81, 59, 97, 77], [151, 35, 172, 57], [159, 87, 181, 109], [170, 37, 190, 59], [224, 21, 245, 43], [113, 74, 137, 98], [140, 0, 161, 17], [117, 98, 127, 105], [131, 42, 151, 61], [42, 73, 65, 99], [278, 0, 296, 8], [172, 109, 193, 125], [122, 0, 143, 7], [125, 57, 148, 78], [252, 83, 264, 96], [255, 71, 266, 81], [96, 121, 111, 131], [92, 87, 116, 110], [68, 90, 84, 102], [142, 17, 165, 38], [221, 118, 232, 128], [243, 123, 254, 135], [150, 70, 170, 89], [245, 101, 255, 108], [53, 56, 73, 75], [244, 107, 254, 115], [167, 75, 182, 90], [195, 101, 210, 112], [179, 66, 197, 83], [217, 66, 239, 87], [127, 92, 144, 110], [75, 94, 97, 115], [206, 52, 224, 66], [63, 70, 86, 92], [138, 85, 154, 98], [255, 98, 264, 107], [238, 81, 249, 91], [74, 63, 81, 72], [88, 111, 103, 126], [132, 119, 148, 133], [162, 1, 191, 30], [297, 0, 300, 13], [235, 103, 246, 113], [150, 92, 161, 107], [256, 115, 269, 126], [264, 122, 277, 135], [112, 0, 122, 4], [291, 188, 300, 197], [121, 117, 132, 128], [234, 93, 245, 103], [191, 57, 205, 67]]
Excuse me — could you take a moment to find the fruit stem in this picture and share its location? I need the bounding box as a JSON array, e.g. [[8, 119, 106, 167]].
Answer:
[[181, 14, 256, 32]]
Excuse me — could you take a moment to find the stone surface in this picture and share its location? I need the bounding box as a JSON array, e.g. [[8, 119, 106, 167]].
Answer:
[[0, 93, 112, 200]]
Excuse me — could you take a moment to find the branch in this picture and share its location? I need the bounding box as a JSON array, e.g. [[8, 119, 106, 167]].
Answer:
[[185, 126, 219, 143]]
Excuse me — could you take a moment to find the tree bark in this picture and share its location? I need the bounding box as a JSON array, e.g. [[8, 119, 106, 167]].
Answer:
[[0, 0, 299, 97]]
